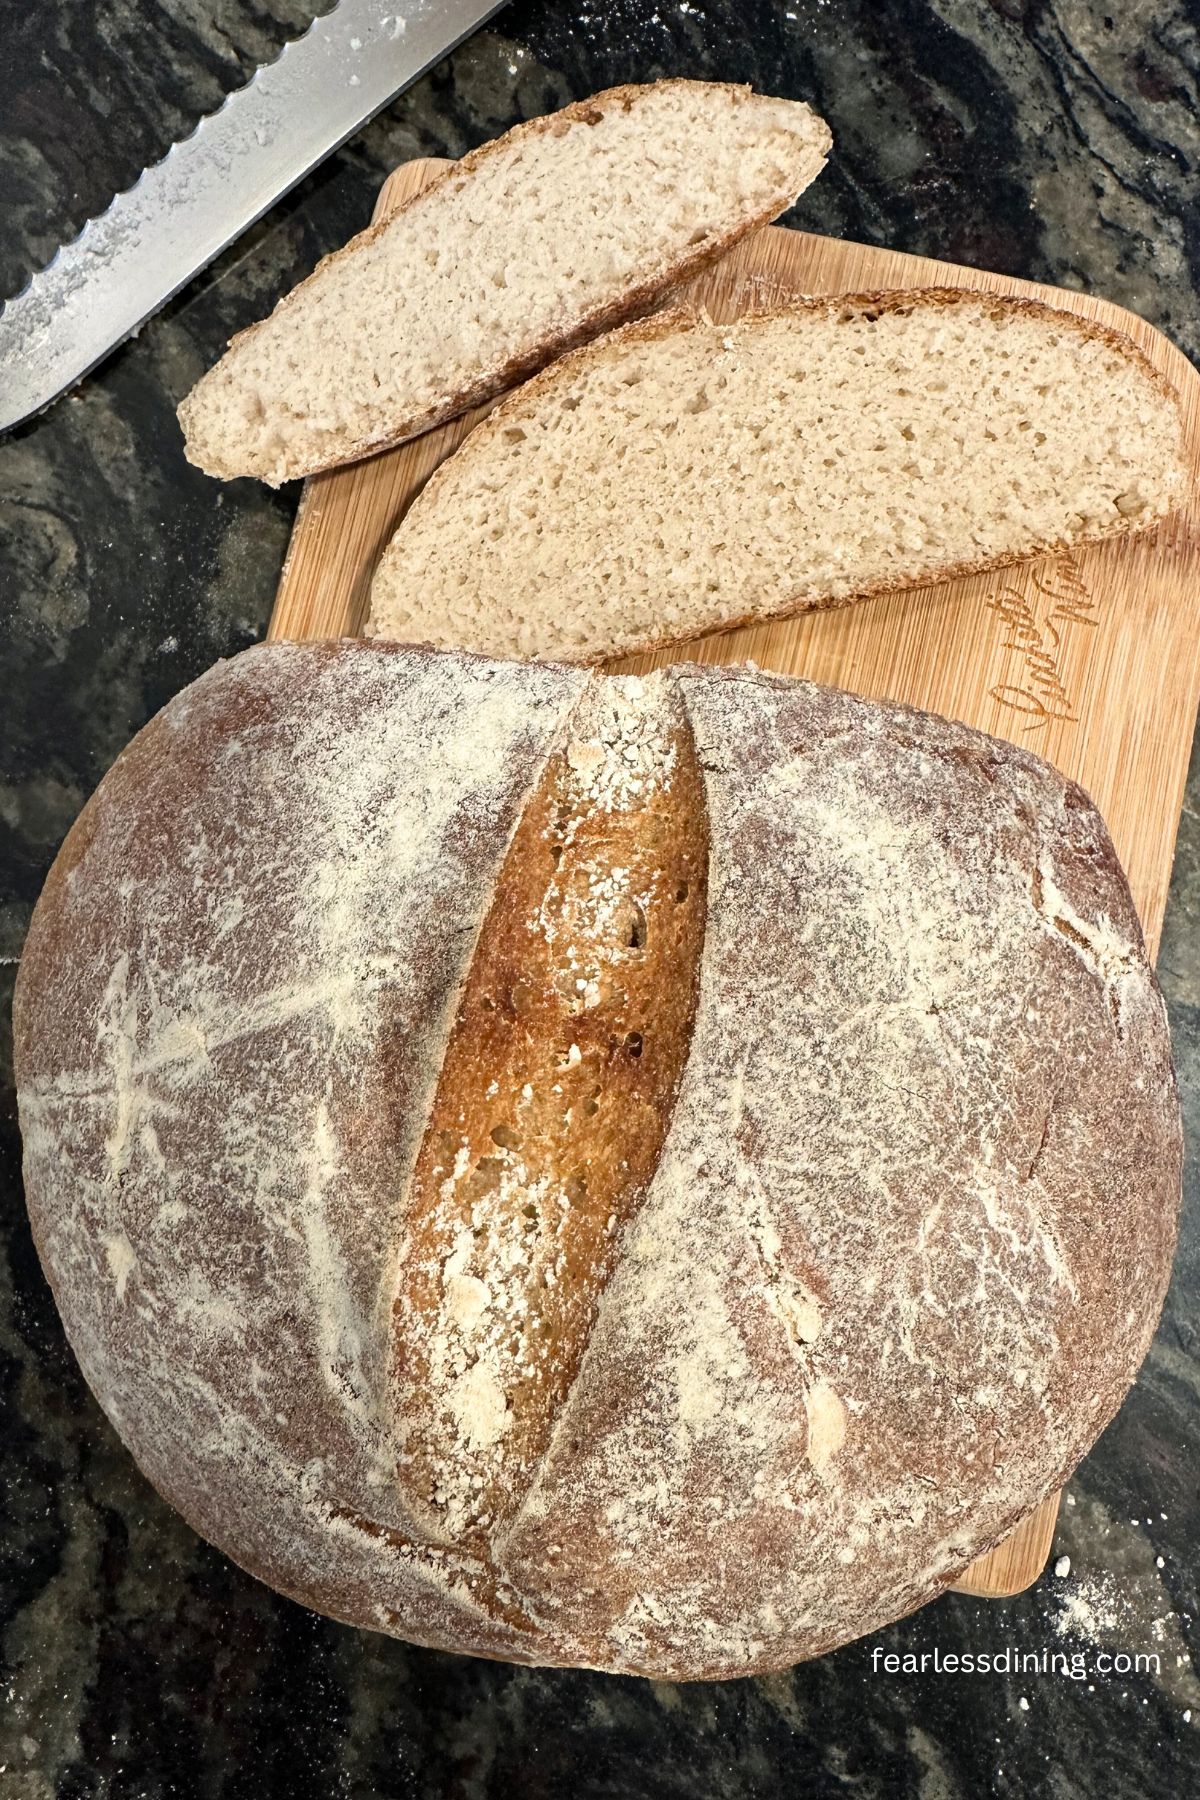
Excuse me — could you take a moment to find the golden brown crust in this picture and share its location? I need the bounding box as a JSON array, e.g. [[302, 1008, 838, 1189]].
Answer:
[[178, 81, 831, 484], [393, 680, 708, 1556]]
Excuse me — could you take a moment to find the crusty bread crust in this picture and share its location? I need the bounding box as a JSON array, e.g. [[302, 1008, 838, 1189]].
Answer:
[[393, 676, 708, 1565], [14, 642, 1181, 1677], [177, 81, 832, 484], [368, 286, 1189, 666]]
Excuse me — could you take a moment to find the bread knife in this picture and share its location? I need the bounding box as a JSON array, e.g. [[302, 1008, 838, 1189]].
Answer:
[[0, 0, 508, 433]]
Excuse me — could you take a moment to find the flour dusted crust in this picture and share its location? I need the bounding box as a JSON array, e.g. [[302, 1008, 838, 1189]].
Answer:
[[15, 642, 588, 1659], [14, 644, 1180, 1677], [504, 668, 1180, 1673]]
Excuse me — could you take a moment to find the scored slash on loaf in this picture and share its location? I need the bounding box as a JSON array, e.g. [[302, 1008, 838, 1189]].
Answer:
[[176, 81, 831, 486], [367, 289, 1187, 664], [394, 675, 709, 1564], [14, 642, 1180, 1678]]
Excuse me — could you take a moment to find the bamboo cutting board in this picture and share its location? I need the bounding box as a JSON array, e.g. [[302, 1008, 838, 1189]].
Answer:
[[270, 158, 1200, 1601]]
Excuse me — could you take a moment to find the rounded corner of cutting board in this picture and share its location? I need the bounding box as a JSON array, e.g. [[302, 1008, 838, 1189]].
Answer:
[[270, 155, 1200, 1605], [378, 155, 454, 209], [947, 1494, 1061, 1599]]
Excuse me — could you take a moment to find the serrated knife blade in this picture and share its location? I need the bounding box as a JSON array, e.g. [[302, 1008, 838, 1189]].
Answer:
[[0, 0, 508, 433]]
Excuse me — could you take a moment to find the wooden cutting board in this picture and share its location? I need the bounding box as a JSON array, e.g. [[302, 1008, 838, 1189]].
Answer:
[[270, 157, 1200, 1601]]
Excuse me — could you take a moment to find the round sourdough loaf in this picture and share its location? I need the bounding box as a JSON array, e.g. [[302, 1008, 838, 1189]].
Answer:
[[14, 642, 1180, 1679]]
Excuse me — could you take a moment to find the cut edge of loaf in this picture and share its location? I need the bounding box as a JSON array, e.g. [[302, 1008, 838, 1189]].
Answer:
[[177, 81, 832, 486], [366, 286, 1190, 667]]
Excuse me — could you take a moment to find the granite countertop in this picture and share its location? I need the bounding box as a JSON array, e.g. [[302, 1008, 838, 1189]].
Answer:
[[1, 3, 1198, 1795]]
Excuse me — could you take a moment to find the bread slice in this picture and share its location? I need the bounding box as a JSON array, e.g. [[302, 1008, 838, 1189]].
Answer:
[[367, 289, 1188, 664], [177, 81, 831, 486]]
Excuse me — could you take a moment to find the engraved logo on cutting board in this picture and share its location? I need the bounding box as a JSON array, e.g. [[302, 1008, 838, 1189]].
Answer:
[[986, 554, 1097, 731]]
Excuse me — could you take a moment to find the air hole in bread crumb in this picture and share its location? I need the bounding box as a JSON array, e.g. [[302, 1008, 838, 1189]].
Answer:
[[490, 1124, 521, 1150], [627, 904, 648, 948], [625, 1031, 644, 1058], [675, 881, 690, 903]]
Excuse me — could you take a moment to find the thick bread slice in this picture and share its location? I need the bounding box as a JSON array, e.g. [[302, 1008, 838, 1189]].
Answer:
[[367, 288, 1189, 664], [177, 82, 831, 486]]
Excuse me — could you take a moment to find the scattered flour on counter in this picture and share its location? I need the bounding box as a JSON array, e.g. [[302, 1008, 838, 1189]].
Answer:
[[1052, 1571, 1126, 1643]]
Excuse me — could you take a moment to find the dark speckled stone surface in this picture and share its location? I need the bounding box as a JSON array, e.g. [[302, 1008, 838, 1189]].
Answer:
[[2, 3, 1199, 1795]]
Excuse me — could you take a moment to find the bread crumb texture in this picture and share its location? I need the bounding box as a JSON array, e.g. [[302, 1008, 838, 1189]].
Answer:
[[368, 291, 1187, 663], [178, 81, 830, 484], [14, 644, 1180, 1678]]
